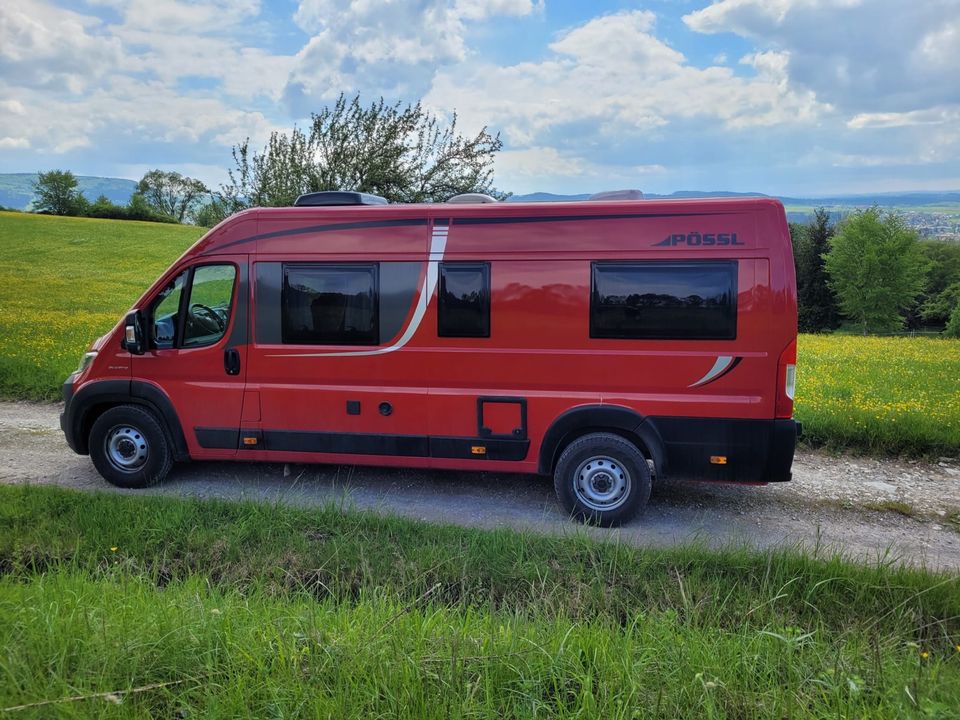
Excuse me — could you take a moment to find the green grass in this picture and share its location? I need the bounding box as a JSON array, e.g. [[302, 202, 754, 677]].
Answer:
[[0, 212, 958, 456], [0, 485, 958, 717], [0, 211, 202, 399], [864, 500, 917, 517], [796, 334, 960, 457]]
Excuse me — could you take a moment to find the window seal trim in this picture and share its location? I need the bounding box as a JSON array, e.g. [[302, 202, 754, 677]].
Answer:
[[280, 261, 381, 346], [437, 261, 491, 339], [589, 259, 739, 341]]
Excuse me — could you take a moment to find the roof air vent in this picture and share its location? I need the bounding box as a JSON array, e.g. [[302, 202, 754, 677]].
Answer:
[[294, 191, 389, 207], [446, 193, 498, 204], [588, 189, 644, 201]]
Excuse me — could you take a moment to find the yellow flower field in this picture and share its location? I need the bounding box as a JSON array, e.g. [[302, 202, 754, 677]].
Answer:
[[796, 334, 960, 456], [1, 211, 957, 456], [0, 211, 202, 400]]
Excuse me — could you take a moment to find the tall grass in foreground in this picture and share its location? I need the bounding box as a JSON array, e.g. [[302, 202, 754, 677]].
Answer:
[[0, 485, 958, 717]]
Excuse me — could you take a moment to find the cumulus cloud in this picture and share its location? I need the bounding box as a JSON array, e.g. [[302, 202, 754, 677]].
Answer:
[[284, 0, 541, 110], [683, 0, 960, 114], [425, 10, 827, 148], [0, 0, 122, 93]]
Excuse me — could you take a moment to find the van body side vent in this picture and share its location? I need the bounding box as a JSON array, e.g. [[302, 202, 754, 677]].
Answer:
[[294, 191, 389, 207]]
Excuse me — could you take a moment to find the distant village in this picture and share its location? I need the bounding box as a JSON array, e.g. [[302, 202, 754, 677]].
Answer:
[[898, 210, 960, 242], [787, 207, 960, 242]]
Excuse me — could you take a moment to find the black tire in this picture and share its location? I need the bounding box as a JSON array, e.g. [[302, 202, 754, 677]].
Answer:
[[553, 432, 651, 526], [89, 404, 174, 489]]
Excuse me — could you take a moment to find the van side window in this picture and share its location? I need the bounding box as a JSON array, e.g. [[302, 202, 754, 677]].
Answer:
[[438, 262, 490, 338], [182, 264, 237, 347], [282, 264, 378, 345], [150, 264, 236, 349], [591, 261, 737, 340]]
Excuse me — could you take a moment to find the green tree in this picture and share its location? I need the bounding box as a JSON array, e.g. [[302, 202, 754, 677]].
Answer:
[[32, 170, 86, 216], [136, 170, 208, 223], [823, 207, 929, 334], [193, 197, 229, 228], [946, 304, 960, 338], [218, 93, 505, 217], [917, 240, 960, 327], [794, 208, 840, 332]]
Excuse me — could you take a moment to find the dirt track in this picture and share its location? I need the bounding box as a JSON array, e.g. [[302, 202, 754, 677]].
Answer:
[[1, 401, 958, 570]]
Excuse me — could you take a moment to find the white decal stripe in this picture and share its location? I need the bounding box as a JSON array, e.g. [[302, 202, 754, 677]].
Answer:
[[688, 355, 733, 388], [266, 227, 447, 358]]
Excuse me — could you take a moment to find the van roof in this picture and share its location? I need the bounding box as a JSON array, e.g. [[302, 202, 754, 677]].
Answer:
[[195, 196, 787, 257]]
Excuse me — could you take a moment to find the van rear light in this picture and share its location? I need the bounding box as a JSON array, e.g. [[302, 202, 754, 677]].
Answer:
[[776, 339, 797, 419]]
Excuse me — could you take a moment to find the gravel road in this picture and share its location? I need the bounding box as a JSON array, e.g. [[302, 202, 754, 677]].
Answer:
[[2, 401, 959, 570]]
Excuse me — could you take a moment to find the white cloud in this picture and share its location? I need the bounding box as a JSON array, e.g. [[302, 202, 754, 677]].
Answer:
[[0, 100, 26, 115], [683, 0, 960, 114], [0, 0, 123, 93], [285, 0, 541, 107], [847, 107, 960, 130], [0, 137, 30, 149], [425, 10, 828, 149], [116, 0, 261, 32]]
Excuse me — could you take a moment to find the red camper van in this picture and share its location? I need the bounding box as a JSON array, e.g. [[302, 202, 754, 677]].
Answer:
[[61, 191, 799, 525]]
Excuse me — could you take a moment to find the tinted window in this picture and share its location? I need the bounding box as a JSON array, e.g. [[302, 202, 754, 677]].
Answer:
[[183, 264, 236, 347], [591, 261, 737, 340], [282, 264, 378, 345], [438, 262, 490, 338]]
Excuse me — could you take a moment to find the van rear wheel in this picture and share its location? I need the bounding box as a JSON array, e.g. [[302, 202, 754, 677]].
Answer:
[[554, 432, 651, 526], [89, 405, 173, 489]]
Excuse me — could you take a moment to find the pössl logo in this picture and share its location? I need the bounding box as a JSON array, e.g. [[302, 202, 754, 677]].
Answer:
[[654, 232, 743, 247]]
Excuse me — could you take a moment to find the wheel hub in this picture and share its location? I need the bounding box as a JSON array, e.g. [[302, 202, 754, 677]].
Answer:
[[573, 455, 631, 511], [106, 426, 148, 472]]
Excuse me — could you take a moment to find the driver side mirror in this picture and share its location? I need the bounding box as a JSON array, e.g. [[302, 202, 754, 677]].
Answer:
[[122, 310, 145, 355]]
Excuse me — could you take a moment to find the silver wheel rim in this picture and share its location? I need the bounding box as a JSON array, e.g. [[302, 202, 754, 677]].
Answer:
[[105, 425, 148, 472], [573, 455, 631, 511]]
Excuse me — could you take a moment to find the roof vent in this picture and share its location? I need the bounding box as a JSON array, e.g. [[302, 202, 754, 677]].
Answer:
[[294, 191, 388, 207], [588, 189, 644, 201], [446, 193, 498, 204]]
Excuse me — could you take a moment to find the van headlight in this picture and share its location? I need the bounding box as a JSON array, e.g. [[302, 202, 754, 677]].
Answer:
[[77, 351, 98, 373]]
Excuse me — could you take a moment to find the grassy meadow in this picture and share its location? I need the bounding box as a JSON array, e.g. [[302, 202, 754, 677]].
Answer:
[[0, 211, 202, 398], [797, 335, 960, 456], [1, 484, 958, 717], [0, 211, 958, 456]]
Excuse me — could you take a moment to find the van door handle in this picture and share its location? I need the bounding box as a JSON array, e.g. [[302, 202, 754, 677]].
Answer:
[[224, 348, 240, 376]]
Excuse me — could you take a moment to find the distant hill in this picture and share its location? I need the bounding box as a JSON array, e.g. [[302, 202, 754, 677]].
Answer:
[[509, 189, 960, 206], [3, 172, 958, 218], [0, 173, 138, 210]]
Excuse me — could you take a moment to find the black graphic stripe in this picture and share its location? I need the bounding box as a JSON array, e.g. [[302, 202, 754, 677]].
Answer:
[[453, 212, 728, 226], [205, 217, 430, 254], [698, 356, 743, 387]]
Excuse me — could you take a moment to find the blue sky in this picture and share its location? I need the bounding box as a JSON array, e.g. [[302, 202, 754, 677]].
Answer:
[[1, 0, 958, 197]]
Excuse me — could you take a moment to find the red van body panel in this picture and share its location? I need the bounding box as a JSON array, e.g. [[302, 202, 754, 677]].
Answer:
[[62, 197, 799, 485]]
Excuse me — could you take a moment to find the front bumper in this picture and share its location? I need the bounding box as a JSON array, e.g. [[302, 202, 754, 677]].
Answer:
[[60, 372, 81, 453]]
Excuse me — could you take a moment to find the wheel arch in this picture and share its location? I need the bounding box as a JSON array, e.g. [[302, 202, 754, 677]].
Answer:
[[538, 404, 666, 478], [67, 380, 189, 461]]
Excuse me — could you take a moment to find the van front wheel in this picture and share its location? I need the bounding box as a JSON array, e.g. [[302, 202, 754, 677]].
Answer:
[[553, 433, 651, 526], [89, 405, 173, 489]]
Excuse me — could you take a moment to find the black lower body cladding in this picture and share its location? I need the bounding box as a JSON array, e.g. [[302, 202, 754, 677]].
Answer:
[[651, 417, 798, 483]]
